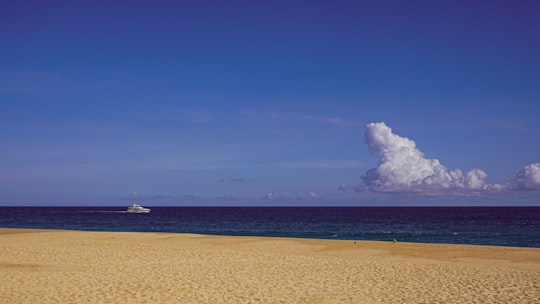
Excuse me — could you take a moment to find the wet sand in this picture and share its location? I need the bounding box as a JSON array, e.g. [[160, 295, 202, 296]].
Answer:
[[1, 228, 539, 303]]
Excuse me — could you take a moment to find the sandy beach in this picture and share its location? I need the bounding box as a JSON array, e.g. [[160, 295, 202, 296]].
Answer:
[[1, 228, 539, 303]]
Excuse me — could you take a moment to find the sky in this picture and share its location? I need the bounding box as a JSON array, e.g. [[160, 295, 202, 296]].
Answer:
[[1, 0, 539, 206]]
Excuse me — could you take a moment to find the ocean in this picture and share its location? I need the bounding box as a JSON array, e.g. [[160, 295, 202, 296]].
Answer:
[[1, 206, 539, 248]]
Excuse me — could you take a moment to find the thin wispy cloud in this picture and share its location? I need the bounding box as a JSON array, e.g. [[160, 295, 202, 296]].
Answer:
[[488, 118, 540, 131], [0, 69, 68, 94], [240, 110, 291, 123], [242, 110, 357, 126], [302, 115, 358, 126], [137, 107, 213, 124], [173, 109, 213, 124], [0, 69, 164, 95], [420, 116, 540, 133], [219, 178, 255, 183], [262, 160, 364, 169]]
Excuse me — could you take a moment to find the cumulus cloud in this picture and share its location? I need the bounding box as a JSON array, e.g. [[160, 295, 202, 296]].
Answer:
[[512, 162, 540, 190], [265, 191, 279, 201], [361, 122, 506, 194]]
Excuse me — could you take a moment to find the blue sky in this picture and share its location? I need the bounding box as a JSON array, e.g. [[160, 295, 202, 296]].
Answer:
[[1, 1, 539, 205]]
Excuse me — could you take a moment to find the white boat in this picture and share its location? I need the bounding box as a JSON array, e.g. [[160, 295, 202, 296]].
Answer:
[[127, 204, 151, 213]]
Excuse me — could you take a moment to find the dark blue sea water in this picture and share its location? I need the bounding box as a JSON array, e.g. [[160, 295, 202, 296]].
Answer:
[[1, 207, 539, 248]]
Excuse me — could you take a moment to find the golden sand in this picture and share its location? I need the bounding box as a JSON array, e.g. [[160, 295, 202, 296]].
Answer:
[[1, 228, 539, 303]]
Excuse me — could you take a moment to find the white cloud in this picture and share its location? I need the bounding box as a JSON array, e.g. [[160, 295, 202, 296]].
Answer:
[[362, 122, 506, 194], [265, 191, 279, 201], [306, 191, 320, 199], [512, 162, 540, 190]]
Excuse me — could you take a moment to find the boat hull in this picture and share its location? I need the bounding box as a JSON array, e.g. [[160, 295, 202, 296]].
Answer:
[[127, 204, 151, 213], [126, 209, 150, 213]]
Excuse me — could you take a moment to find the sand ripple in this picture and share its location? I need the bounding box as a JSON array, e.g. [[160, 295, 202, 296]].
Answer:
[[1, 229, 539, 303]]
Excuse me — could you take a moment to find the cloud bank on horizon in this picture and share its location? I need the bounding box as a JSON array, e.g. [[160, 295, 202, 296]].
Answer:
[[361, 122, 540, 194]]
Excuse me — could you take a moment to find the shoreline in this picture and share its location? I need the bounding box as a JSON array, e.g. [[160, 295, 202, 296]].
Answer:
[[1, 225, 539, 249], [1, 228, 539, 303]]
